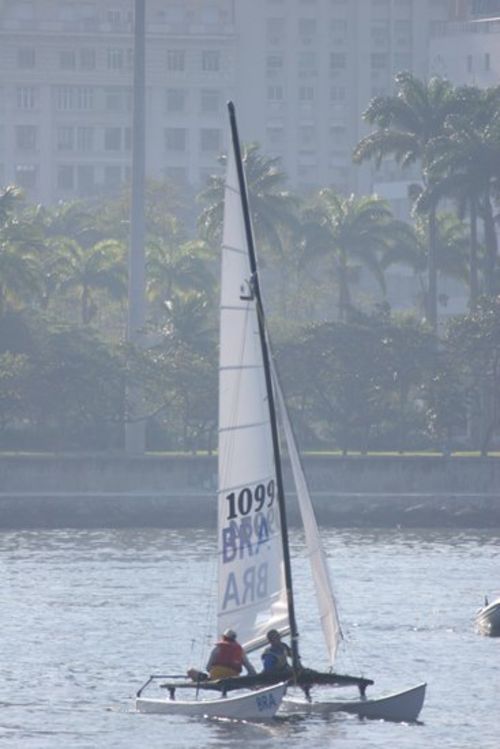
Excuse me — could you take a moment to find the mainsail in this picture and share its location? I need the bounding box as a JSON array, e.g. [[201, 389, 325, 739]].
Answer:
[[272, 361, 342, 667], [217, 139, 289, 652]]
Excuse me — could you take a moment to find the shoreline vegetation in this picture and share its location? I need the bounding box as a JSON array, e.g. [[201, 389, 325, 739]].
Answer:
[[1, 74, 500, 456]]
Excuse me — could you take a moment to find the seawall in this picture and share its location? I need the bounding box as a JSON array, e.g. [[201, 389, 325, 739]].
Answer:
[[0, 453, 499, 528]]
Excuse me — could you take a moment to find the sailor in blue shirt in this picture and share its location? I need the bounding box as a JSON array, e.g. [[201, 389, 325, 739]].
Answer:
[[261, 629, 292, 674]]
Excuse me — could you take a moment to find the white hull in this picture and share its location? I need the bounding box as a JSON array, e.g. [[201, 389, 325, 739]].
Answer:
[[282, 682, 426, 723], [475, 597, 500, 636], [136, 681, 287, 720]]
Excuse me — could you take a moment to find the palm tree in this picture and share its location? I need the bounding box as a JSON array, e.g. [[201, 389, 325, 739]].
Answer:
[[198, 143, 299, 255], [0, 186, 42, 318], [301, 191, 416, 321], [59, 239, 127, 324], [146, 238, 214, 320], [381, 213, 468, 317], [161, 291, 216, 356], [24, 201, 107, 311], [418, 85, 500, 305], [353, 73, 460, 329]]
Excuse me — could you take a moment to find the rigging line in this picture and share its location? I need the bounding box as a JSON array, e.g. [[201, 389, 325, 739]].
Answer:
[[218, 474, 275, 495], [219, 420, 269, 434], [220, 305, 253, 312], [194, 532, 218, 666], [220, 364, 261, 372], [222, 243, 247, 255]]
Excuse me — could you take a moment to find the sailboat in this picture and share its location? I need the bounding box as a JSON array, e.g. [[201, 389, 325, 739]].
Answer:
[[136, 102, 426, 723]]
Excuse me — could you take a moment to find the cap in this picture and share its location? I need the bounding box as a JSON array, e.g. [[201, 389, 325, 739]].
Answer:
[[223, 628, 237, 640]]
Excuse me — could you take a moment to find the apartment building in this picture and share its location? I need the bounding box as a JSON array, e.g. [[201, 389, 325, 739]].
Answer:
[[430, 11, 500, 89], [0, 0, 454, 205]]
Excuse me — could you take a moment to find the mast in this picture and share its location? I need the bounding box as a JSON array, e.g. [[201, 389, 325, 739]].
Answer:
[[227, 101, 301, 671]]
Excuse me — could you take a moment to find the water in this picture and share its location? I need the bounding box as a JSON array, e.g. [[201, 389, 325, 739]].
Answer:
[[0, 527, 499, 748]]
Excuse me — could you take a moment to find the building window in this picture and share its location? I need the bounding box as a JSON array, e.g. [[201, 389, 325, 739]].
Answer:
[[267, 54, 284, 72], [299, 125, 315, 145], [77, 127, 93, 152], [59, 50, 76, 70], [167, 49, 185, 71], [57, 164, 74, 190], [15, 164, 37, 189], [298, 18, 317, 42], [299, 52, 316, 71], [267, 84, 284, 100], [56, 86, 73, 111], [485, 53, 490, 71], [124, 127, 132, 150], [266, 126, 284, 144], [165, 127, 187, 151], [16, 125, 37, 151], [371, 21, 389, 46], [201, 89, 220, 113], [202, 50, 220, 72], [200, 128, 221, 152], [55, 86, 94, 111], [105, 87, 124, 112], [394, 20, 411, 37], [371, 53, 388, 69], [166, 88, 186, 113], [330, 53, 346, 70], [299, 85, 314, 101], [77, 165, 94, 195], [104, 165, 122, 188], [330, 19, 347, 37], [467, 54, 473, 73], [107, 9, 121, 28], [330, 85, 346, 101], [16, 86, 36, 110], [80, 48, 96, 70], [104, 127, 122, 151], [266, 17, 285, 43], [57, 126, 74, 151], [330, 125, 347, 140], [17, 47, 36, 69], [77, 87, 94, 110], [394, 52, 411, 71], [107, 48, 124, 70]]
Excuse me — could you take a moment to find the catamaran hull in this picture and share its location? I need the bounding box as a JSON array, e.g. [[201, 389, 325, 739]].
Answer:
[[136, 681, 287, 720], [475, 598, 500, 636], [281, 682, 426, 722]]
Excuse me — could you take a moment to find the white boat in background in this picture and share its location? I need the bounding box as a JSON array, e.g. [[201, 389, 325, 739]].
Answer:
[[136, 679, 286, 720], [135, 102, 426, 724], [475, 596, 500, 637]]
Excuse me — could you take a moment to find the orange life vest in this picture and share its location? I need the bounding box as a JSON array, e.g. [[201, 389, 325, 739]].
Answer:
[[212, 639, 244, 673]]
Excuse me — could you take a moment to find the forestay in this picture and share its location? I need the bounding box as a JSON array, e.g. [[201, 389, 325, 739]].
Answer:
[[217, 144, 289, 652], [272, 361, 342, 667]]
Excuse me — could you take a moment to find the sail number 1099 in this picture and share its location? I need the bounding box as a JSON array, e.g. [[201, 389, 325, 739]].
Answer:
[[226, 480, 275, 520]]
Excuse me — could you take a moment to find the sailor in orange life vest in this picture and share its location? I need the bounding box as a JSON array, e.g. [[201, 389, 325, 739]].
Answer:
[[205, 628, 257, 680]]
